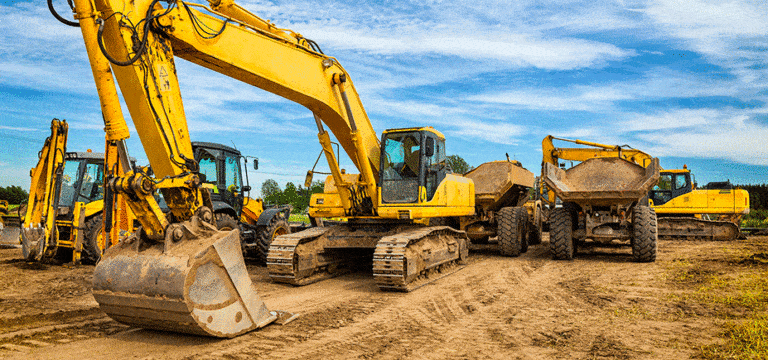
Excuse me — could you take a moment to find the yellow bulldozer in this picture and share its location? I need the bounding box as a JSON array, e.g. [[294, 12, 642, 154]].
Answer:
[[56, 0, 474, 337]]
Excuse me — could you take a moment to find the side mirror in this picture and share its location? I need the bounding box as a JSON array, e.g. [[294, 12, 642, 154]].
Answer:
[[304, 170, 313, 188], [252, 158, 259, 171], [242, 185, 251, 192], [424, 137, 434, 157]]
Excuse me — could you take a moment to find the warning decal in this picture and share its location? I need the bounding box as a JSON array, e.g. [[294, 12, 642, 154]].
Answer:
[[156, 64, 171, 92]]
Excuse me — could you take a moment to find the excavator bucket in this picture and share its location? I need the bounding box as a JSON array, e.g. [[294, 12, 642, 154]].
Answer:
[[92, 216, 277, 337]]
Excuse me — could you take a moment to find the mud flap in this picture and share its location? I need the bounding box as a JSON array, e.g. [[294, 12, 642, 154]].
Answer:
[[92, 216, 277, 337]]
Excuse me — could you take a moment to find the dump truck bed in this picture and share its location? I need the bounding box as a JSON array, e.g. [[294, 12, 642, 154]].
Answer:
[[465, 161, 535, 211], [542, 157, 660, 207]]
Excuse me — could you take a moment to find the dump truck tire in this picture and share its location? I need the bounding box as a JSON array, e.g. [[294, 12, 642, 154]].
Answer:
[[632, 206, 657, 262], [550, 207, 575, 260], [82, 215, 104, 264], [254, 214, 290, 263], [499, 207, 526, 257]]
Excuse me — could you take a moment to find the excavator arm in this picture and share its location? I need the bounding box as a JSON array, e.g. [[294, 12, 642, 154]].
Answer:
[[67, 0, 290, 337]]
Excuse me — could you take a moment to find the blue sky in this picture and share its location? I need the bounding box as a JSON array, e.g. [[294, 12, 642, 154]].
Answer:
[[1, 0, 767, 194]]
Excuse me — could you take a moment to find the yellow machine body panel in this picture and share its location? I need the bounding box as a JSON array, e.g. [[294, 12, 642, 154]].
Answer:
[[377, 174, 475, 219], [240, 198, 265, 226], [650, 169, 750, 216], [84, 199, 104, 218], [653, 188, 750, 215]]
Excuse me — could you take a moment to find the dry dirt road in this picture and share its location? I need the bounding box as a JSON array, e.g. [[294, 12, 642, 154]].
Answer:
[[1, 235, 766, 360]]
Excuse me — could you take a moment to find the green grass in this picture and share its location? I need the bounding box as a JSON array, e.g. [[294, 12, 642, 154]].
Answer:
[[289, 214, 310, 224], [667, 254, 768, 359], [701, 315, 768, 360]]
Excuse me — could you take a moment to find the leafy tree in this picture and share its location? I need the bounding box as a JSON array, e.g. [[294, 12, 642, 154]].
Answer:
[[0, 186, 28, 204], [261, 179, 280, 199], [261, 179, 325, 213], [446, 155, 472, 174]]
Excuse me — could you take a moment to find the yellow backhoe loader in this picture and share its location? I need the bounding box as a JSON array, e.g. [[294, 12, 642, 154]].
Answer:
[[193, 141, 291, 262], [541, 135, 661, 262], [56, 0, 472, 336], [649, 166, 749, 241], [20, 119, 124, 264]]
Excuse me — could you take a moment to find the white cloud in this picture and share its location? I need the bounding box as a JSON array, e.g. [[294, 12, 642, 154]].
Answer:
[[0, 125, 38, 132], [445, 119, 527, 145], [468, 67, 744, 111]]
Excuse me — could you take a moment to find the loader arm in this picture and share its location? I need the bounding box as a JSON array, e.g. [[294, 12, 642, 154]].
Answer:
[[77, 0, 382, 218]]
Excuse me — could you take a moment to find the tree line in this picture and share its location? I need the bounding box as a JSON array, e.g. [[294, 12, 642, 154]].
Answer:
[[0, 186, 28, 205], [736, 184, 768, 210], [261, 179, 325, 213]]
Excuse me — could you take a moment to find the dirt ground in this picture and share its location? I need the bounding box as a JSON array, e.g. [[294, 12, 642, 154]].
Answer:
[[0, 234, 766, 360]]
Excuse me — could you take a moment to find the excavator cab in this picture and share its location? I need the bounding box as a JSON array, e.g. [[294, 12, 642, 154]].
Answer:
[[649, 170, 692, 206], [380, 128, 448, 204]]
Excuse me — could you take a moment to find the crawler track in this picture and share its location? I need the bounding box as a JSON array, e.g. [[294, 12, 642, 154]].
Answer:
[[373, 227, 468, 291], [658, 217, 741, 241]]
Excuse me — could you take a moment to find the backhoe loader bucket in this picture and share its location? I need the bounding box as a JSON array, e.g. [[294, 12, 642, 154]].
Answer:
[[0, 223, 20, 248], [92, 215, 277, 337], [0, 214, 21, 248]]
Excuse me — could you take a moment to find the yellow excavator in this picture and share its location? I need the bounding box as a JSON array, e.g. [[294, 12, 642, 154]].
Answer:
[[20, 119, 124, 264], [649, 166, 749, 240], [57, 0, 473, 337]]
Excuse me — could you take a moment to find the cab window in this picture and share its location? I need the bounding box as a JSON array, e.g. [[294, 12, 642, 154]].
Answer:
[[424, 135, 446, 201], [78, 162, 103, 203], [198, 149, 219, 191], [674, 174, 688, 190], [224, 155, 242, 193], [58, 160, 80, 207], [655, 174, 672, 191], [380, 132, 420, 203]]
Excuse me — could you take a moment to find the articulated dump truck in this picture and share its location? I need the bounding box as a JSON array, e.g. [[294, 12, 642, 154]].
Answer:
[[542, 157, 661, 262], [459, 160, 543, 256]]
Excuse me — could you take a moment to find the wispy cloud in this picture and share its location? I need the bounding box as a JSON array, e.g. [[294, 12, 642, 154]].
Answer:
[[0, 125, 38, 132]]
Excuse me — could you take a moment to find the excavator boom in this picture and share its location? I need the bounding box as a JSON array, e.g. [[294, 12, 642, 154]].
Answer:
[[68, 0, 283, 337]]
